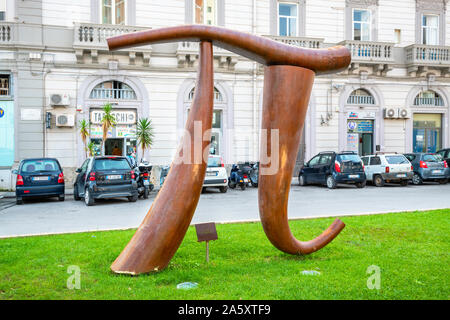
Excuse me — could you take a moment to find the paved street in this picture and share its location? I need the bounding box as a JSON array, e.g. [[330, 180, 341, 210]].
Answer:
[[1, 181, 450, 238]]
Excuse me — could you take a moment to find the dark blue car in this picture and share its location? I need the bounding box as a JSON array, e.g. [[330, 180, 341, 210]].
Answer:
[[13, 158, 65, 205], [299, 151, 366, 189]]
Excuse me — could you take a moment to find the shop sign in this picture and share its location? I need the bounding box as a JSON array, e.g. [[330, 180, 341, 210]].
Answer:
[[116, 125, 136, 137], [347, 133, 359, 153], [90, 109, 136, 125], [0, 107, 4, 118], [21, 108, 42, 121], [347, 111, 376, 119], [90, 125, 112, 138]]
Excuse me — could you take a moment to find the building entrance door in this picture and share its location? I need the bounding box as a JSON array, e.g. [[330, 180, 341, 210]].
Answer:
[[105, 138, 124, 156], [347, 119, 374, 156], [413, 113, 442, 153]]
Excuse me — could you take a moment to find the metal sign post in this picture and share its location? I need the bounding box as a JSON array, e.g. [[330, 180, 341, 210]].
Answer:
[[195, 222, 218, 263]]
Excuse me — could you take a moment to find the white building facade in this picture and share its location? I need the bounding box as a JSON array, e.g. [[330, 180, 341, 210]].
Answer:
[[0, 0, 449, 188]]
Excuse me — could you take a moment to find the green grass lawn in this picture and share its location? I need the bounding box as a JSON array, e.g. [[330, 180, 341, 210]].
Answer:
[[0, 210, 449, 300]]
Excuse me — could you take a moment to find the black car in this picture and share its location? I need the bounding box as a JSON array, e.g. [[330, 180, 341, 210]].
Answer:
[[437, 148, 450, 168], [73, 156, 138, 206], [298, 151, 366, 189], [13, 158, 65, 205]]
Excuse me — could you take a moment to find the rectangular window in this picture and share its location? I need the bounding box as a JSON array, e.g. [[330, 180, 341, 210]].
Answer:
[[102, 0, 126, 25], [0, 0, 5, 21], [278, 3, 298, 36], [0, 75, 10, 96], [195, 0, 216, 25], [422, 14, 439, 45], [353, 9, 371, 41]]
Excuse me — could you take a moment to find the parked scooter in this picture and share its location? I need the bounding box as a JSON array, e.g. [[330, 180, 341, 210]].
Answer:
[[249, 162, 259, 187], [159, 165, 170, 188], [228, 163, 252, 190], [135, 159, 154, 199]]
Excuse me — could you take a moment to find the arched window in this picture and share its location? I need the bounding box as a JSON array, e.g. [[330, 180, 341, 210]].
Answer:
[[347, 89, 375, 105], [188, 87, 223, 102], [413, 90, 444, 106], [90, 80, 136, 100]]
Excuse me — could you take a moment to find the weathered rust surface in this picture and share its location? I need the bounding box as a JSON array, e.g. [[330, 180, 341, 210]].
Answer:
[[107, 25, 350, 75], [107, 25, 350, 274], [110, 41, 214, 275], [259, 65, 345, 254]]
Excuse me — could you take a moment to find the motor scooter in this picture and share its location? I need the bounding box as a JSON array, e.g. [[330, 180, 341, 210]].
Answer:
[[228, 163, 252, 190], [249, 162, 259, 187], [135, 160, 154, 199]]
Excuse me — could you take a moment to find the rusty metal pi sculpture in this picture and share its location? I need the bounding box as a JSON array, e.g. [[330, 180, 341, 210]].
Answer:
[[107, 25, 350, 275]]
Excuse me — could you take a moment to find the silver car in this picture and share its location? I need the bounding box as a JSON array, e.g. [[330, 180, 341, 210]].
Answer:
[[361, 154, 413, 187]]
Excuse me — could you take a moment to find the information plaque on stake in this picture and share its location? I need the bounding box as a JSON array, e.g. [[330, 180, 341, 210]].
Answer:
[[195, 223, 218, 263]]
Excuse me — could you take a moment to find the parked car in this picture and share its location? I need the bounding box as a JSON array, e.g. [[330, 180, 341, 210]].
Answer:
[[12, 158, 65, 205], [436, 148, 450, 168], [73, 156, 138, 206], [298, 151, 366, 189], [361, 153, 413, 187], [203, 155, 228, 193], [404, 153, 449, 185]]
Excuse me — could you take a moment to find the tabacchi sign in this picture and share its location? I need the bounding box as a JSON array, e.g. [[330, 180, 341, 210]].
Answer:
[[90, 109, 136, 125]]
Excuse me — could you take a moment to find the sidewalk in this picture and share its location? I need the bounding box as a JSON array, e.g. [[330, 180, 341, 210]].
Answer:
[[0, 189, 74, 199]]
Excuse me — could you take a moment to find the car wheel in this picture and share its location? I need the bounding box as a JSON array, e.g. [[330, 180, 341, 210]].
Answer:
[[438, 178, 448, 185], [326, 175, 336, 189], [16, 197, 23, 205], [84, 188, 94, 206], [58, 194, 65, 201], [219, 186, 228, 193], [128, 194, 138, 202], [374, 175, 385, 187], [412, 173, 423, 185], [400, 180, 408, 186], [143, 187, 149, 199], [356, 181, 366, 188], [73, 185, 81, 201], [299, 174, 306, 186]]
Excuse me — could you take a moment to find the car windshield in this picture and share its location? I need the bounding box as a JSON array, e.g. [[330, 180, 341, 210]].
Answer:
[[423, 154, 439, 162], [93, 158, 131, 171], [208, 157, 222, 167], [385, 155, 409, 164], [21, 159, 60, 173], [337, 154, 361, 162]]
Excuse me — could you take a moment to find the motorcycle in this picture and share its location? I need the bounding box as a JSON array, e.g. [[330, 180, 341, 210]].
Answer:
[[159, 165, 170, 189], [228, 163, 252, 190], [249, 162, 259, 187], [135, 160, 154, 199]]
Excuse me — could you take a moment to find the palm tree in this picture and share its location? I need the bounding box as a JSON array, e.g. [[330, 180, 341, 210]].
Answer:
[[78, 119, 89, 158], [136, 117, 154, 161], [87, 141, 96, 157], [100, 103, 116, 155]]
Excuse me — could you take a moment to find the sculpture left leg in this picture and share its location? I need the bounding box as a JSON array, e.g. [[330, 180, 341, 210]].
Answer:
[[259, 65, 345, 255], [110, 41, 214, 275]]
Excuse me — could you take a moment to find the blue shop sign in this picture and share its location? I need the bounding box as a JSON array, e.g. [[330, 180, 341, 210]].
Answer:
[[0, 107, 4, 118], [0, 102, 14, 167]]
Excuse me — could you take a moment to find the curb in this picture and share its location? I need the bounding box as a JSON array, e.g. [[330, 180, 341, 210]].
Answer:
[[0, 207, 448, 239]]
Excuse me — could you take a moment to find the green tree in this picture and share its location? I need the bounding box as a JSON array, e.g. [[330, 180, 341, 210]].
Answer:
[[136, 117, 154, 161], [100, 103, 116, 155], [78, 119, 89, 158], [87, 141, 96, 157]]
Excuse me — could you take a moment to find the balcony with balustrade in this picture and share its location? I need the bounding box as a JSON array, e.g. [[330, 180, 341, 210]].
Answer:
[[176, 41, 239, 70], [264, 35, 324, 49], [73, 23, 152, 65], [0, 22, 16, 47], [338, 40, 395, 76], [405, 44, 450, 77]]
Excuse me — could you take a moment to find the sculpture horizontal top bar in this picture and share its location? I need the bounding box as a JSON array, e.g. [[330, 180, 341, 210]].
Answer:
[[107, 25, 350, 75]]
